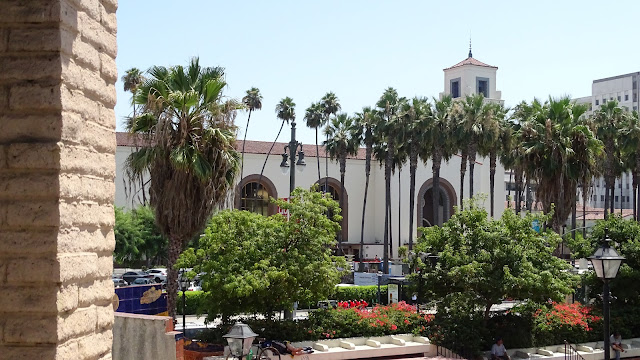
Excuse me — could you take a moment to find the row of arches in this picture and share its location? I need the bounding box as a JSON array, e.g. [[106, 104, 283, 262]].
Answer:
[[234, 174, 458, 236]]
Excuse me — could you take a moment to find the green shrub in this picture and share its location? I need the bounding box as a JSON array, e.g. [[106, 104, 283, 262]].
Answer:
[[329, 285, 387, 304], [177, 291, 205, 315]]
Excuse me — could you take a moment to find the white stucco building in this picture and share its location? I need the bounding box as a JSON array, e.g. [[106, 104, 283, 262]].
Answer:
[[114, 51, 507, 260]]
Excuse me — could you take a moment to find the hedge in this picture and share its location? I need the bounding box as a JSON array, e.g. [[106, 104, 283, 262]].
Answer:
[[176, 286, 388, 315]]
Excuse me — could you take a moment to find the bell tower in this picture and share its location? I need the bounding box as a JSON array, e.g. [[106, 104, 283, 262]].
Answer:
[[440, 43, 502, 103]]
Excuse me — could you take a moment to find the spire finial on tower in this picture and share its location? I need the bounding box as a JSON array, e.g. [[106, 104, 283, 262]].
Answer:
[[468, 35, 472, 58]]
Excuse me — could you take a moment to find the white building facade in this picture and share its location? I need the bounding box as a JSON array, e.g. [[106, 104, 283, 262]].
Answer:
[[575, 72, 640, 209], [114, 52, 507, 260]]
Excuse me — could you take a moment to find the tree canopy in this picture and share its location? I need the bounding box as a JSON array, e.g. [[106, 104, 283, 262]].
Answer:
[[413, 198, 578, 319], [177, 187, 347, 322]]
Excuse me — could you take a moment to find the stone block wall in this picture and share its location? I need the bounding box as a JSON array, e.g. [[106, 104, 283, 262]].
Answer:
[[0, 0, 117, 359]]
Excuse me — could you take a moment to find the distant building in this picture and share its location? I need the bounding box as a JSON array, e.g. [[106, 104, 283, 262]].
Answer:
[[574, 72, 640, 209], [115, 48, 507, 261]]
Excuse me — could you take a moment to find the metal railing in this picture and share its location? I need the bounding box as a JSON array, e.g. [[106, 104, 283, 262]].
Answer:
[[564, 340, 586, 360], [436, 345, 468, 359]]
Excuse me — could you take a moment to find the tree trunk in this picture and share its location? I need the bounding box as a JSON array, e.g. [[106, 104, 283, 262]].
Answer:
[[582, 184, 587, 239], [240, 110, 252, 180], [433, 149, 442, 227], [388, 191, 393, 259], [259, 120, 286, 189], [383, 142, 392, 274], [409, 148, 417, 250], [359, 143, 372, 271], [468, 145, 477, 199], [325, 133, 329, 193], [459, 148, 467, 210], [610, 180, 615, 215], [571, 190, 577, 243], [526, 178, 532, 212], [315, 128, 321, 182], [620, 178, 624, 215], [515, 169, 523, 214], [398, 169, 401, 252], [339, 156, 346, 254], [166, 236, 182, 320], [489, 150, 496, 217], [604, 177, 610, 219]]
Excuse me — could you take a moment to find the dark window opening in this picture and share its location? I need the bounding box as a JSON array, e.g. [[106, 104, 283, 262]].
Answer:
[[477, 80, 488, 97], [595, 99, 599, 105], [451, 81, 460, 98]]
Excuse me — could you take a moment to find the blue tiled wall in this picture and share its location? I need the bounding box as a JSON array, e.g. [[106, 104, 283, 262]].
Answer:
[[115, 284, 168, 315]]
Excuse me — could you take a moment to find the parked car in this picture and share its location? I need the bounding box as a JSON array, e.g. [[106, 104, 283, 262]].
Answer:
[[146, 268, 167, 283], [122, 271, 153, 284], [187, 281, 202, 292], [132, 278, 154, 285], [112, 276, 128, 287]]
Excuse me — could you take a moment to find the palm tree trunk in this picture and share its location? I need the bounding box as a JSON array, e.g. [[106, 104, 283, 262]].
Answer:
[[459, 149, 468, 210], [409, 149, 417, 250], [515, 170, 523, 214], [339, 155, 346, 254], [604, 177, 610, 218], [315, 128, 321, 182], [325, 133, 329, 192], [468, 145, 477, 199], [610, 180, 615, 215], [433, 149, 442, 227], [582, 183, 587, 238], [166, 236, 182, 320], [571, 190, 577, 242], [359, 144, 372, 271], [383, 146, 392, 274], [388, 187, 394, 259], [620, 179, 623, 215], [489, 150, 496, 217], [526, 178, 532, 212], [240, 109, 252, 179], [259, 120, 286, 189], [398, 169, 401, 252]]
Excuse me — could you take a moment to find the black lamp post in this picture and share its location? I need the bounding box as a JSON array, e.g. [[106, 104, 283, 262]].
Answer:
[[223, 322, 258, 359], [588, 229, 624, 360], [279, 119, 306, 197], [408, 251, 439, 314], [178, 273, 190, 335]]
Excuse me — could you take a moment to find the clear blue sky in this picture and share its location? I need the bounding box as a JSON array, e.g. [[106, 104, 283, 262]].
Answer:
[[115, 0, 640, 146]]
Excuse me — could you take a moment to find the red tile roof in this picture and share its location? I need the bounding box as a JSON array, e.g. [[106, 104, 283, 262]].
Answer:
[[444, 56, 498, 71], [116, 132, 367, 160]]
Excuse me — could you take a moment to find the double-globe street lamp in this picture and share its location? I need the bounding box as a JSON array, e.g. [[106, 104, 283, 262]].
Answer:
[[588, 229, 625, 360], [279, 119, 306, 196]]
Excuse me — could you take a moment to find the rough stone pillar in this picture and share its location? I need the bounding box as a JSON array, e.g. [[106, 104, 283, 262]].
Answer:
[[0, 0, 117, 359]]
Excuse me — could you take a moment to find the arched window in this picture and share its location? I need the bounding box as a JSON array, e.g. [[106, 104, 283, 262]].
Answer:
[[240, 182, 270, 216], [235, 175, 278, 216], [417, 178, 457, 227]]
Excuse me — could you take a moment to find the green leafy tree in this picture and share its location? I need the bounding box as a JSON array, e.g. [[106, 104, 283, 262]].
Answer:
[[177, 187, 347, 322], [413, 198, 578, 320], [622, 111, 640, 220], [114, 206, 168, 267], [240, 87, 263, 179], [124, 57, 241, 318]]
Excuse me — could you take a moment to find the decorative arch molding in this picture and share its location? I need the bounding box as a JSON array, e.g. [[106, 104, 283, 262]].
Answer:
[[417, 177, 457, 227], [314, 177, 348, 243], [235, 174, 279, 215]]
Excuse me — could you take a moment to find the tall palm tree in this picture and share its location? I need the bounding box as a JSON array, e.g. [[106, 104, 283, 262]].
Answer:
[[258, 97, 296, 187], [320, 92, 341, 191], [324, 114, 360, 251], [459, 94, 491, 199], [520, 97, 602, 232], [122, 67, 144, 118], [125, 58, 241, 319], [622, 110, 640, 220], [240, 87, 263, 179], [479, 102, 506, 217], [304, 102, 325, 182], [426, 96, 455, 226], [376, 87, 401, 273], [593, 101, 626, 218], [399, 97, 430, 249], [451, 100, 468, 209], [354, 107, 377, 270]]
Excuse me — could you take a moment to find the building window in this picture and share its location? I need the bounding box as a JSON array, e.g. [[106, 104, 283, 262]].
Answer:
[[625, 94, 629, 101], [595, 99, 599, 105], [240, 182, 271, 216], [618, 182, 622, 188], [477, 79, 489, 98], [451, 80, 460, 98], [627, 196, 630, 202], [615, 196, 619, 202], [593, 195, 597, 201], [618, 96, 621, 101], [627, 183, 630, 189], [601, 195, 605, 201]]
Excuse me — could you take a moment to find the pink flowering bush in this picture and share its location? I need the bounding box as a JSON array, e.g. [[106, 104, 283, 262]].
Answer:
[[532, 302, 601, 346], [308, 301, 433, 339]]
